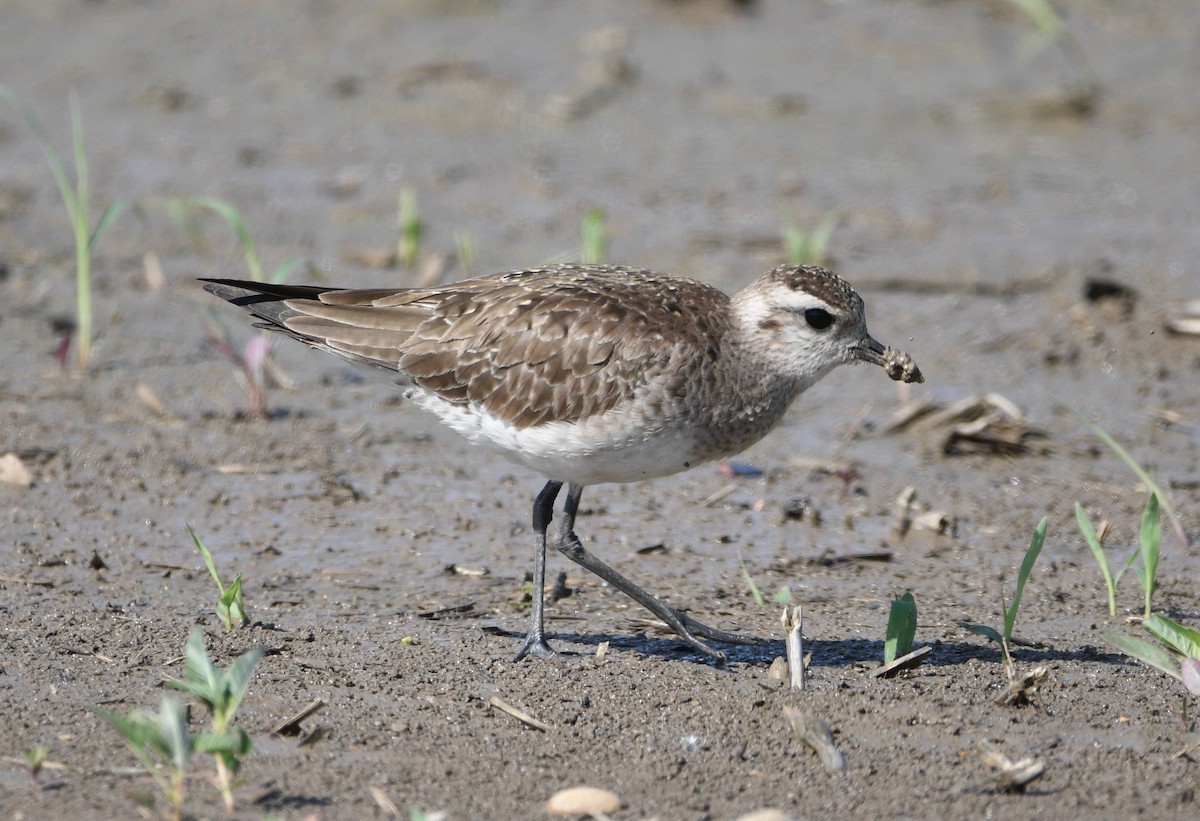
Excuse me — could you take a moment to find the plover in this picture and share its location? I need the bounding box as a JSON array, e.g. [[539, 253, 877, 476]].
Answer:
[[202, 263, 922, 661]]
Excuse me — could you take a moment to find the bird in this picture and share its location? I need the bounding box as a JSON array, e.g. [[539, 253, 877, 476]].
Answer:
[[201, 263, 923, 662]]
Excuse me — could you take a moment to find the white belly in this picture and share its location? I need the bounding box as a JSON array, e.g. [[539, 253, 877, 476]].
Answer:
[[405, 388, 703, 485]]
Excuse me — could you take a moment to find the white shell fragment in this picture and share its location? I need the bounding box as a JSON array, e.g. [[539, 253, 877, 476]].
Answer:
[[0, 453, 32, 487], [547, 786, 621, 816]]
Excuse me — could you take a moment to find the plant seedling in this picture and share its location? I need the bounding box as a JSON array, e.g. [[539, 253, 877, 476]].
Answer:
[[885, 592, 917, 664], [166, 629, 263, 813], [1067, 406, 1186, 548], [169, 196, 300, 414], [0, 86, 127, 370], [187, 525, 247, 630], [740, 559, 792, 606], [958, 517, 1048, 672], [1004, 0, 1098, 113], [397, 187, 423, 268], [22, 746, 48, 789], [167, 196, 302, 285], [781, 210, 843, 267], [1133, 491, 1161, 620], [1076, 491, 1163, 619], [454, 229, 477, 275], [1104, 614, 1200, 696], [99, 696, 195, 821], [580, 208, 608, 265], [201, 312, 273, 417]]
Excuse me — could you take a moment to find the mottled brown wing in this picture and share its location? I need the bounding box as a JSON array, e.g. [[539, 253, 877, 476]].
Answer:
[[207, 266, 730, 430]]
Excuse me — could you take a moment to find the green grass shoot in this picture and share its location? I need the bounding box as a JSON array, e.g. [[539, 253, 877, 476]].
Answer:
[[1066, 405, 1186, 548], [958, 516, 1048, 665], [22, 746, 48, 789], [0, 86, 127, 370], [454, 229, 477, 275], [167, 196, 301, 283], [781, 210, 843, 267], [1004, 0, 1098, 112], [580, 208, 608, 265], [98, 696, 194, 821], [166, 629, 262, 813], [187, 525, 247, 630], [884, 592, 917, 664], [1133, 491, 1161, 619], [169, 197, 300, 414], [1104, 614, 1200, 696], [398, 187, 422, 268], [1075, 502, 1119, 616], [740, 559, 791, 606]]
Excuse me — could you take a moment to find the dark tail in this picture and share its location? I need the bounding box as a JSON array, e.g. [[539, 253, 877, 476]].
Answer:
[[200, 278, 335, 330]]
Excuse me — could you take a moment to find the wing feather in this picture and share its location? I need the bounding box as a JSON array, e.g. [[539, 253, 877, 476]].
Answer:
[[204, 265, 732, 429]]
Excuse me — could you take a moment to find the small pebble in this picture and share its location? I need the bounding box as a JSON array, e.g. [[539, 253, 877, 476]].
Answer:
[[735, 811, 790, 821], [767, 656, 789, 682], [0, 453, 31, 487], [547, 786, 621, 816]]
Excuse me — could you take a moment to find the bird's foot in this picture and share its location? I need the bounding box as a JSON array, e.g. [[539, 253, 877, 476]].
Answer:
[[512, 632, 556, 662], [653, 609, 759, 664], [674, 611, 760, 646]]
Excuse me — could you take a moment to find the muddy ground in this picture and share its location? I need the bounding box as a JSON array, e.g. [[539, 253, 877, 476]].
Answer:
[[2, 1, 1199, 819]]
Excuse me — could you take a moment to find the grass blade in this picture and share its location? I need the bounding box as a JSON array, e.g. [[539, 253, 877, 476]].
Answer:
[[0, 85, 81, 226], [1066, 405, 1186, 548], [158, 696, 192, 774], [1142, 614, 1200, 660], [183, 629, 220, 695], [89, 199, 129, 251], [957, 621, 1004, 646], [740, 559, 766, 606], [223, 648, 265, 721], [187, 524, 225, 593], [1102, 632, 1182, 681], [581, 208, 607, 265], [180, 197, 264, 281], [269, 257, 303, 285], [884, 592, 917, 664], [1075, 502, 1117, 616], [1005, 517, 1047, 640], [1137, 492, 1160, 618]]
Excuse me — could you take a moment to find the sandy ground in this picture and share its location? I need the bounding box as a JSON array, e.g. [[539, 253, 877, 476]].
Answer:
[[2, 1, 1199, 819]]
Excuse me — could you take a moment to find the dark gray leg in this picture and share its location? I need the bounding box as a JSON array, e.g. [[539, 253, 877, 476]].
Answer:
[[552, 483, 758, 662], [512, 480, 562, 661]]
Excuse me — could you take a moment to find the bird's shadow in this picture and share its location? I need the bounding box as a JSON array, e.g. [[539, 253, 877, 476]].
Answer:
[[500, 627, 1132, 670]]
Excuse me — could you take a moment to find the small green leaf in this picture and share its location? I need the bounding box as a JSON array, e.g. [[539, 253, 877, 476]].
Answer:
[[1075, 502, 1117, 617], [957, 621, 1004, 646], [1005, 517, 1047, 640], [193, 729, 251, 757], [188, 524, 225, 592], [771, 585, 793, 605], [1066, 406, 1185, 548], [1102, 632, 1181, 681], [1142, 614, 1200, 660], [740, 560, 766, 607], [221, 648, 264, 724], [580, 208, 607, 265], [885, 592, 917, 664], [183, 629, 220, 696], [158, 696, 192, 773], [269, 257, 303, 285], [221, 573, 248, 629], [1138, 492, 1160, 619], [88, 199, 128, 251]]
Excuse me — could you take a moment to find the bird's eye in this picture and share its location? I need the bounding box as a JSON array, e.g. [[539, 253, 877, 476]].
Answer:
[[804, 308, 835, 330]]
